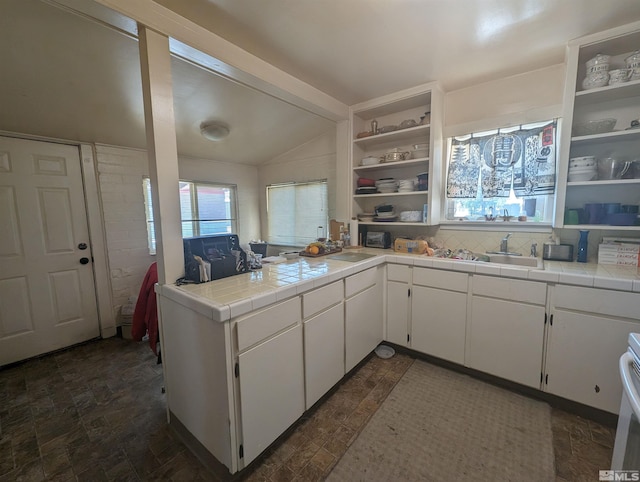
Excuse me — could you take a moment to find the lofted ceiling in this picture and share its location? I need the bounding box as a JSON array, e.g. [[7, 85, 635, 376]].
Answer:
[[3, 0, 640, 165], [0, 0, 334, 165], [155, 0, 640, 104]]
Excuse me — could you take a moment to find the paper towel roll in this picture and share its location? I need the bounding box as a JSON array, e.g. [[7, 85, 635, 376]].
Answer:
[[349, 218, 359, 246]]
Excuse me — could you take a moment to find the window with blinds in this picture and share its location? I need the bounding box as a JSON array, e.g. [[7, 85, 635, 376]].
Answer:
[[143, 178, 238, 254], [267, 180, 328, 246]]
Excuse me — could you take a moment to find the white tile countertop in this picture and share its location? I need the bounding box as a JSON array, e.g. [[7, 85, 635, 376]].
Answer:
[[157, 248, 640, 322]]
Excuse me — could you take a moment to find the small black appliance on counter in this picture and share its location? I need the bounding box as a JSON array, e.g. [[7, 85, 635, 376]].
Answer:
[[365, 231, 392, 249], [183, 234, 248, 283]]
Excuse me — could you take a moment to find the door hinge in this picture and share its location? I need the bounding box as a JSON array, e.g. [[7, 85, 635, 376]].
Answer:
[[239, 444, 244, 459], [550, 314, 553, 326], [544, 313, 547, 325], [235, 362, 239, 378], [408, 288, 411, 297]]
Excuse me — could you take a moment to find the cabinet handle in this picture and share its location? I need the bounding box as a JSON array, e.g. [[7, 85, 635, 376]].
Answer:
[[544, 313, 547, 325], [408, 288, 411, 297], [234, 362, 239, 378], [545, 374, 548, 385], [550, 314, 553, 326]]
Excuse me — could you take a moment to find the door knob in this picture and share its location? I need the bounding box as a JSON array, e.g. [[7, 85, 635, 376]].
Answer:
[[80, 257, 90, 265]]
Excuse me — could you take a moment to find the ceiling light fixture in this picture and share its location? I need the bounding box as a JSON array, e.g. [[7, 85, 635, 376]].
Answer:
[[200, 121, 230, 141]]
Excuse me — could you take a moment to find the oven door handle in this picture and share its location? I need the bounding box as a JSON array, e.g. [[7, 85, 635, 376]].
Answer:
[[620, 351, 640, 420]]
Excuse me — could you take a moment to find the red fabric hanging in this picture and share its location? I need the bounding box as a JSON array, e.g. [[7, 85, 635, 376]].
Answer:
[[131, 262, 159, 355]]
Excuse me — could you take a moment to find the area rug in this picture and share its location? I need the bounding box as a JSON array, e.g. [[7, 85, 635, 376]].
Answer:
[[327, 359, 555, 481]]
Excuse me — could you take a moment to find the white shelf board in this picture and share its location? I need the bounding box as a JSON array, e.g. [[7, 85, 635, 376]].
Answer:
[[567, 179, 640, 187], [354, 191, 428, 198], [353, 158, 428, 172], [570, 128, 640, 145], [352, 92, 432, 119], [574, 79, 640, 106], [353, 124, 430, 149], [359, 221, 428, 226], [563, 224, 640, 231]]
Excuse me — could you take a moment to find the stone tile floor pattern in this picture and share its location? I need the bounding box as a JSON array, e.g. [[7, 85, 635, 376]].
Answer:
[[0, 337, 616, 481]]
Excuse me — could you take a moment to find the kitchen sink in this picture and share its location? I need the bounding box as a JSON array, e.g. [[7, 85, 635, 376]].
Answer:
[[327, 252, 377, 263], [486, 253, 542, 269]]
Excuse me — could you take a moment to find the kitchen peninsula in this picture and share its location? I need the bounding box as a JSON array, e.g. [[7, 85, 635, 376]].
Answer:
[[156, 248, 640, 475]]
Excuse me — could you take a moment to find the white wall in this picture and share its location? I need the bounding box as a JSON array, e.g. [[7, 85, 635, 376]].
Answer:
[[96, 145, 155, 317], [443, 63, 565, 136], [407, 64, 569, 252], [96, 144, 260, 317], [258, 130, 337, 251]]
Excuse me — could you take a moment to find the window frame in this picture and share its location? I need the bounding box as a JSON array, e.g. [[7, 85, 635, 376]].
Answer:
[[266, 179, 328, 247], [441, 120, 558, 231], [143, 177, 239, 254]]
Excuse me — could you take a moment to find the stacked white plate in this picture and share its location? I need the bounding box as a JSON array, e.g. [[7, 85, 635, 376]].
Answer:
[[375, 178, 398, 193], [358, 212, 375, 222], [568, 156, 597, 182], [374, 211, 397, 221], [398, 179, 416, 192]]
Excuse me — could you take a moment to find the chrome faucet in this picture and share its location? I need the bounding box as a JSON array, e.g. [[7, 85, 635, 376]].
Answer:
[[500, 233, 512, 253], [530, 242, 537, 257]]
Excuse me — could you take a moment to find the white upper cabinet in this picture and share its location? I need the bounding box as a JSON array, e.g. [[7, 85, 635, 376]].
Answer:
[[349, 82, 444, 226], [556, 21, 640, 230]]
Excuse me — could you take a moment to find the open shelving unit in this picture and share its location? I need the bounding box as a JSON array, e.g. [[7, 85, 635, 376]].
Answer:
[[349, 82, 443, 232], [555, 20, 640, 232]]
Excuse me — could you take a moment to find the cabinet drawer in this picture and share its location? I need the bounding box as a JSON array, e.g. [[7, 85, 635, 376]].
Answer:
[[472, 275, 546, 305], [345, 267, 378, 298], [302, 280, 343, 319], [236, 297, 301, 352], [412, 267, 467, 292], [387, 264, 411, 283], [554, 285, 640, 320]]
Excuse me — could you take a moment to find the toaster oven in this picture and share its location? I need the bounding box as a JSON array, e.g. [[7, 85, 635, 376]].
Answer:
[[365, 231, 392, 249]]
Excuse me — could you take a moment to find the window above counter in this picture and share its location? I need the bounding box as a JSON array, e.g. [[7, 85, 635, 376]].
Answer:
[[443, 120, 558, 227]]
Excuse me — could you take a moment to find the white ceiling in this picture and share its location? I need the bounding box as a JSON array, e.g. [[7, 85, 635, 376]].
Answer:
[[155, 0, 640, 104], [0, 0, 334, 165], [3, 0, 640, 164]]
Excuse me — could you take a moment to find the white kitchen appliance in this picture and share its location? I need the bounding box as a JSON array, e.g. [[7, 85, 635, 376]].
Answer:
[[612, 333, 640, 470]]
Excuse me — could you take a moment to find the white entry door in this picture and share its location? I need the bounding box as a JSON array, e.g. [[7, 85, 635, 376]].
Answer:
[[0, 136, 100, 366]]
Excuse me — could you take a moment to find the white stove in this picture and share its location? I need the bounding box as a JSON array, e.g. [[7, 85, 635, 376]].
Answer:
[[612, 333, 640, 470]]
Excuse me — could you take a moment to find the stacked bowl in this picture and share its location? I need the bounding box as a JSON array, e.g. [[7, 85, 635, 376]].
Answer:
[[398, 179, 416, 192], [375, 178, 398, 193], [568, 156, 597, 182], [626, 50, 640, 81]]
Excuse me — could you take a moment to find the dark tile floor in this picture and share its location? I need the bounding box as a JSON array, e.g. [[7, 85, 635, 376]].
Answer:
[[0, 338, 616, 481]]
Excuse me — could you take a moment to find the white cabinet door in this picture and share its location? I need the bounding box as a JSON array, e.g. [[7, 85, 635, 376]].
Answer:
[[545, 309, 638, 414], [238, 324, 304, 464], [411, 285, 466, 364], [387, 280, 409, 347], [304, 302, 344, 409], [468, 296, 545, 388], [345, 283, 383, 372]]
